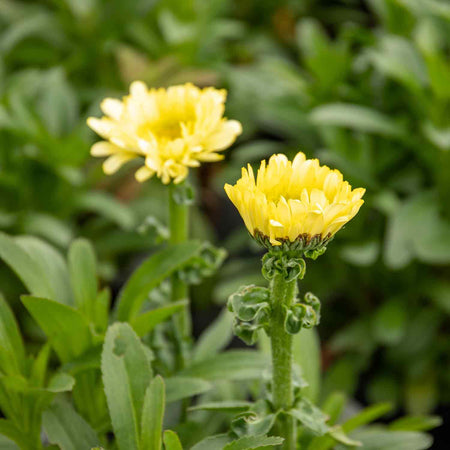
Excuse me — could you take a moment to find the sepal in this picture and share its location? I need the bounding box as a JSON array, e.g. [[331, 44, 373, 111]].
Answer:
[[262, 253, 306, 282], [178, 242, 226, 284], [284, 292, 321, 334], [228, 285, 271, 345]]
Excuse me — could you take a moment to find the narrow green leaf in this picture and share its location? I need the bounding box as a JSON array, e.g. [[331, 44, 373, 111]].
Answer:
[[342, 403, 392, 433], [223, 435, 284, 450], [130, 300, 187, 337], [116, 241, 202, 321], [165, 377, 211, 403], [328, 425, 361, 446], [180, 350, 268, 381], [192, 308, 234, 363], [30, 343, 51, 387], [0, 294, 25, 375], [141, 376, 165, 450], [47, 373, 75, 392], [68, 239, 98, 318], [321, 391, 346, 426], [43, 400, 101, 450], [15, 236, 73, 305], [309, 103, 405, 138], [94, 288, 110, 333], [101, 323, 153, 450], [293, 328, 321, 402], [191, 434, 231, 450], [23, 213, 73, 248], [189, 401, 253, 413], [0, 231, 52, 299], [163, 430, 182, 450], [389, 415, 442, 432], [0, 434, 19, 449], [0, 420, 34, 449], [348, 428, 432, 450], [288, 398, 329, 436], [75, 192, 136, 230], [21, 296, 92, 363]]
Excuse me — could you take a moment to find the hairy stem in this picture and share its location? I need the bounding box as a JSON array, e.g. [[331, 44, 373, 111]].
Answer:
[[270, 273, 297, 450], [168, 183, 191, 371]]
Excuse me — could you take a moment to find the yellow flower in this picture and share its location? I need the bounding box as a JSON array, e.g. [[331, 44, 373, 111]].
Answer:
[[224, 152, 365, 249], [87, 82, 242, 184]]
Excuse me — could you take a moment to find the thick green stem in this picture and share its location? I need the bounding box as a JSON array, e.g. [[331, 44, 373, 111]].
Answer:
[[270, 273, 297, 450], [169, 183, 191, 370]]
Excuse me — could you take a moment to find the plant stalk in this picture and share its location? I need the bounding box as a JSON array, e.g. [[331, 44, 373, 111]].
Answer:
[[270, 272, 297, 450], [168, 183, 191, 371]]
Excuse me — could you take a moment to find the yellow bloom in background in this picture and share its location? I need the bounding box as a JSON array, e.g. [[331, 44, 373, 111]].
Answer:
[[225, 152, 365, 250], [87, 82, 242, 184]]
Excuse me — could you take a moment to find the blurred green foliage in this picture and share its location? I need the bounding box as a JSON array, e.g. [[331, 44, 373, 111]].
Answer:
[[0, 0, 449, 420]]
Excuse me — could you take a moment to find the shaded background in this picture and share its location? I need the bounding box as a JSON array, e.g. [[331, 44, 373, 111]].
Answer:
[[0, 0, 449, 447]]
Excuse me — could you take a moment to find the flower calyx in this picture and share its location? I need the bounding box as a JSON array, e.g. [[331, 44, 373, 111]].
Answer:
[[284, 292, 321, 335], [228, 285, 270, 345], [178, 242, 226, 285], [261, 250, 306, 282]]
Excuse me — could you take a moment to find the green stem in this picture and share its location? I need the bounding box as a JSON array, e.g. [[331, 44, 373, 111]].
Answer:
[[168, 183, 191, 370], [270, 273, 297, 450]]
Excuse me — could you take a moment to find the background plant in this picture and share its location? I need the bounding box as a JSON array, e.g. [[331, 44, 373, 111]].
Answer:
[[0, 0, 449, 447]]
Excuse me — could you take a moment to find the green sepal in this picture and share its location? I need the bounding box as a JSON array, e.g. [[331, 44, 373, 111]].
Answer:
[[284, 292, 321, 334], [261, 252, 306, 282], [228, 285, 270, 321], [228, 285, 271, 345], [178, 242, 227, 285]]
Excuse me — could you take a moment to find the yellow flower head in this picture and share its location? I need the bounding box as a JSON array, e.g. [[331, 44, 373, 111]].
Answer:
[[224, 152, 365, 253], [87, 82, 242, 184]]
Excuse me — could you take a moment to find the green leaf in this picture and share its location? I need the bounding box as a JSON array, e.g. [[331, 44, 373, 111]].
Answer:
[[30, 343, 51, 387], [130, 300, 187, 337], [342, 403, 392, 433], [288, 398, 329, 436], [23, 213, 73, 249], [189, 401, 253, 413], [163, 430, 183, 450], [116, 241, 202, 321], [15, 236, 73, 305], [0, 434, 19, 449], [328, 426, 361, 446], [180, 350, 268, 381], [346, 428, 432, 450], [389, 415, 442, 432], [384, 191, 450, 268], [74, 192, 136, 230], [293, 328, 321, 402], [101, 323, 153, 450], [368, 35, 428, 91], [0, 232, 52, 299], [0, 294, 25, 375], [43, 400, 101, 450], [192, 307, 234, 363], [309, 103, 405, 138], [21, 295, 92, 362], [141, 375, 165, 450], [165, 377, 211, 403], [47, 373, 75, 392], [0, 420, 35, 449], [68, 239, 98, 319], [191, 434, 231, 450], [373, 299, 407, 345], [223, 435, 284, 450], [321, 391, 346, 426]]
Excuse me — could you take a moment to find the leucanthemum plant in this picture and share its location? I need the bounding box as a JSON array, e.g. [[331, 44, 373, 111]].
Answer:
[[88, 82, 240, 374], [225, 152, 365, 450]]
